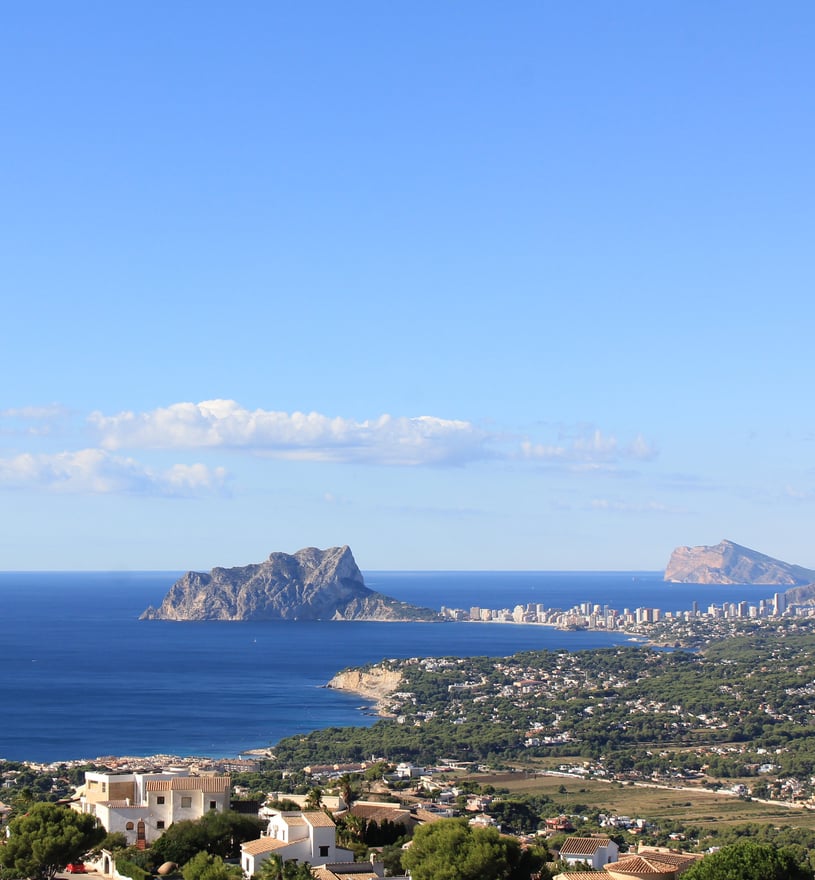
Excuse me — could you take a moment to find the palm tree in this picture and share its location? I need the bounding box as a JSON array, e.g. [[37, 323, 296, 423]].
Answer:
[[256, 855, 315, 880], [304, 787, 322, 811], [256, 854, 284, 880], [338, 774, 355, 807]]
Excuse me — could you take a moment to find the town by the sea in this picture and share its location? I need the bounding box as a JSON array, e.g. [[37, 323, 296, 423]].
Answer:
[[0, 571, 775, 763]]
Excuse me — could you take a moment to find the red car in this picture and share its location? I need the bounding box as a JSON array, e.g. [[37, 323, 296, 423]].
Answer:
[[66, 863, 87, 874]]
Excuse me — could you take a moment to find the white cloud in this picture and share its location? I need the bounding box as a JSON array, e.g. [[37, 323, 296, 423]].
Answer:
[[519, 428, 657, 466], [88, 400, 660, 471], [784, 485, 815, 502], [90, 400, 489, 466], [0, 405, 69, 420], [0, 404, 71, 436], [0, 449, 228, 496], [587, 498, 686, 514]]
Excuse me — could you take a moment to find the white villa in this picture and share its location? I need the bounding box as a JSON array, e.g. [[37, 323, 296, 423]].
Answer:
[[241, 810, 354, 877], [73, 769, 231, 846], [559, 835, 620, 869]]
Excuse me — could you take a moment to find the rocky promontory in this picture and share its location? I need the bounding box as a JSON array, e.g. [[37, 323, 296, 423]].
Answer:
[[665, 539, 815, 585], [141, 545, 441, 622], [326, 663, 404, 703]]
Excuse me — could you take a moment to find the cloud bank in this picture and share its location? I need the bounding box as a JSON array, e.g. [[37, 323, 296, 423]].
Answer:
[[90, 400, 489, 466], [0, 449, 227, 496], [89, 400, 655, 469], [0, 400, 658, 496]]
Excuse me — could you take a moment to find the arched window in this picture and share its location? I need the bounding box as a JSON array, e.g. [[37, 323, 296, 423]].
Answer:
[[126, 822, 134, 831]]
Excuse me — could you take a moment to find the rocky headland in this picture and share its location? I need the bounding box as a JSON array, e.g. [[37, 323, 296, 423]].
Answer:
[[665, 539, 815, 586], [782, 583, 815, 606], [326, 663, 404, 716], [140, 545, 441, 622]]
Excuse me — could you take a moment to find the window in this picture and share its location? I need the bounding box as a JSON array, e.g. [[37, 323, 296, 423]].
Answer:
[[157, 796, 165, 804], [101, 782, 107, 793], [157, 821, 165, 830], [319, 846, 329, 858], [209, 800, 216, 810], [181, 796, 192, 808], [125, 822, 134, 831]]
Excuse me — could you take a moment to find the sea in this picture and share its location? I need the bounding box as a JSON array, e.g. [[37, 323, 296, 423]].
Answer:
[[0, 571, 776, 764]]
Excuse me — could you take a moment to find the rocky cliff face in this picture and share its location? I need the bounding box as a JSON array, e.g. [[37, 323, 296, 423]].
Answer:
[[141, 546, 440, 621], [665, 539, 815, 585], [326, 664, 404, 700]]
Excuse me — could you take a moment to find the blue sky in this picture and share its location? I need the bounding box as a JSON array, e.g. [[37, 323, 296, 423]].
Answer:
[[1, 2, 813, 571]]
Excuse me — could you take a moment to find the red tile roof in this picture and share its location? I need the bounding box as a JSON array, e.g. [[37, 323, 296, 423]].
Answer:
[[303, 810, 336, 827], [145, 776, 230, 792], [241, 838, 289, 855], [561, 837, 613, 856]]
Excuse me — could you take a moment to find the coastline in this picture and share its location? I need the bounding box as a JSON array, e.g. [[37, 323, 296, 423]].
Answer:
[[324, 664, 403, 718], [0, 571, 779, 764]]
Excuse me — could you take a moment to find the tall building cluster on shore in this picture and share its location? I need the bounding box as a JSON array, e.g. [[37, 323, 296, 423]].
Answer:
[[440, 590, 800, 631]]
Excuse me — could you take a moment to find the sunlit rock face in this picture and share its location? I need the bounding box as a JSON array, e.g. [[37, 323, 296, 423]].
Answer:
[[140, 545, 440, 621]]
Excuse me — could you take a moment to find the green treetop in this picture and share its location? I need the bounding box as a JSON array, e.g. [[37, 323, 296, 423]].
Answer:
[[401, 817, 547, 880], [0, 802, 105, 880], [682, 839, 813, 880]]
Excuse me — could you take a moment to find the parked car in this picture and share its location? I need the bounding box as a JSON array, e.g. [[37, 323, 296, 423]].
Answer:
[[66, 863, 87, 874]]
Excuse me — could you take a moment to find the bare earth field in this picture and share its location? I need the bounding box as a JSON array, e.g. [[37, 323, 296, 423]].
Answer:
[[465, 768, 815, 832]]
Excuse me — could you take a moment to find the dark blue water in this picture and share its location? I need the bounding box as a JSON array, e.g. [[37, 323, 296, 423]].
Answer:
[[0, 571, 774, 762]]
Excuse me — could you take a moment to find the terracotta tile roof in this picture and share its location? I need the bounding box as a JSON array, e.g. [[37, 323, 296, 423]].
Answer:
[[561, 837, 613, 856], [414, 808, 444, 823], [333, 874, 378, 880], [609, 852, 703, 875], [350, 804, 412, 824], [303, 810, 336, 827], [635, 853, 701, 868], [241, 838, 289, 855], [607, 856, 674, 875], [145, 776, 230, 792], [555, 873, 603, 880], [283, 816, 306, 826]]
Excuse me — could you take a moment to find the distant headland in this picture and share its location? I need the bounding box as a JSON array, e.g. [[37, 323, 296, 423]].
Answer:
[[140, 545, 441, 622], [664, 539, 815, 586]]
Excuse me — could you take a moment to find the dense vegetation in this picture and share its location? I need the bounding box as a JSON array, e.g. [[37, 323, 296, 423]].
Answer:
[[271, 627, 815, 783], [683, 839, 812, 880]]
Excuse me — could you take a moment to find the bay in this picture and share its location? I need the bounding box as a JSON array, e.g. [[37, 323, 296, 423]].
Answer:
[[0, 571, 775, 763]]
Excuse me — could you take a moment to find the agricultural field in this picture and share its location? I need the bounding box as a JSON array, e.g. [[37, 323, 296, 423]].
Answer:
[[467, 768, 815, 832]]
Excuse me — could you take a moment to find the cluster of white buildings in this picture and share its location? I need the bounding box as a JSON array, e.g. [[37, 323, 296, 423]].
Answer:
[[66, 766, 714, 880], [439, 590, 804, 631], [72, 768, 402, 880]]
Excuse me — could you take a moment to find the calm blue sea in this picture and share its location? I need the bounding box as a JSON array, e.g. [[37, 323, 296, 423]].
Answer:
[[0, 571, 774, 763]]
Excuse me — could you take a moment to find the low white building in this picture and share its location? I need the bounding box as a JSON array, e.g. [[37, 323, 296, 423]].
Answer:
[[241, 810, 353, 877], [394, 763, 424, 779]]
